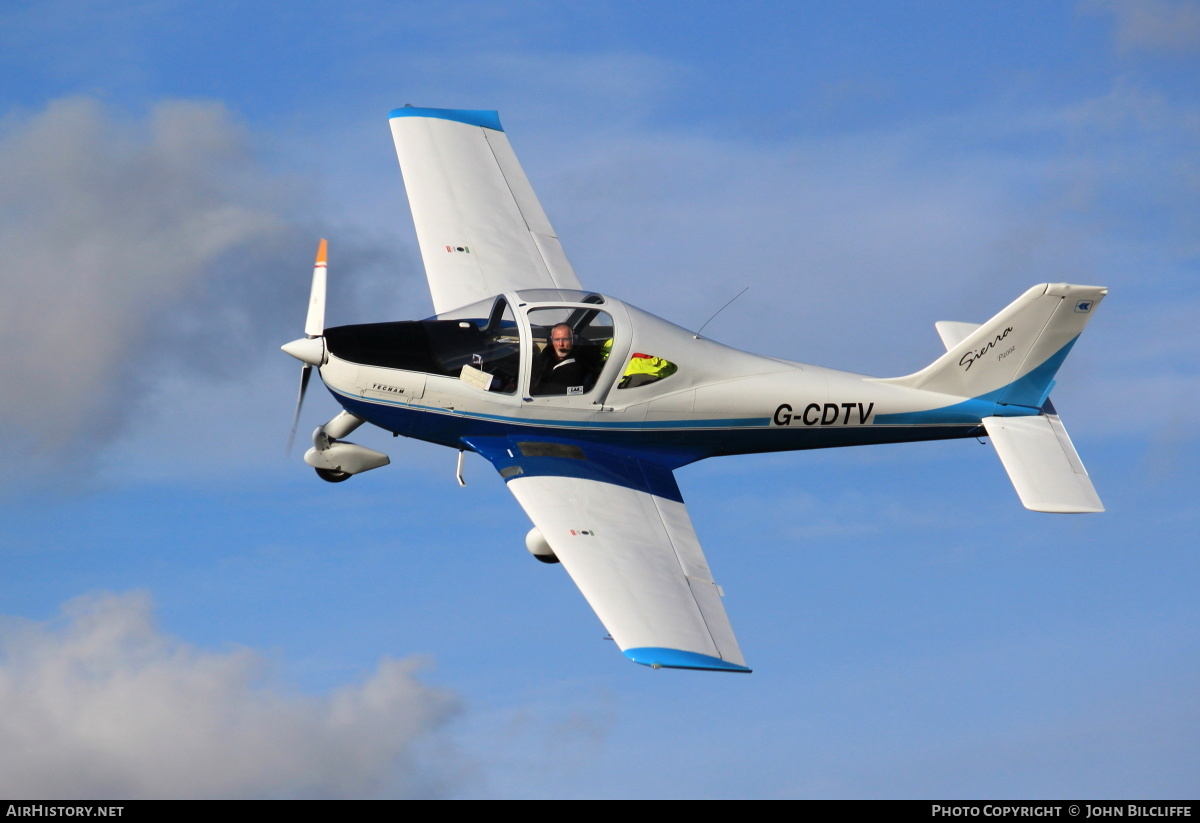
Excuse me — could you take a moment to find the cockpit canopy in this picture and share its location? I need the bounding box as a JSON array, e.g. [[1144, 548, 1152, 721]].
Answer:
[[324, 290, 681, 400]]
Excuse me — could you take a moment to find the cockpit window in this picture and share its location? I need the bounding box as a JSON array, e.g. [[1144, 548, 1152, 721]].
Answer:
[[324, 297, 521, 394], [454, 298, 521, 393], [616, 353, 677, 389], [527, 307, 614, 397]]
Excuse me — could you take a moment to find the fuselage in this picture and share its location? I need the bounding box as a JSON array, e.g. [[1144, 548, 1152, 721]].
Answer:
[[314, 289, 994, 470]]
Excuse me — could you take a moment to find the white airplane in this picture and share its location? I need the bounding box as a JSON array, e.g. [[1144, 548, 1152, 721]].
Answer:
[[282, 106, 1106, 673]]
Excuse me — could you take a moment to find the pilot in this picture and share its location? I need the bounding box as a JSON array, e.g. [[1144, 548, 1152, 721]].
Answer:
[[532, 323, 597, 395]]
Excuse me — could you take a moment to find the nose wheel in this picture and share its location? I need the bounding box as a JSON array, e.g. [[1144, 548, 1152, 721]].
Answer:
[[302, 412, 389, 481], [315, 468, 351, 483]]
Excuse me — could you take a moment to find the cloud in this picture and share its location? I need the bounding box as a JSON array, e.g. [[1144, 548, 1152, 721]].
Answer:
[[0, 98, 304, 469], [0, 97, 411, 480], [0, 592, 460, 798], [1086, 0, 1200, 55]]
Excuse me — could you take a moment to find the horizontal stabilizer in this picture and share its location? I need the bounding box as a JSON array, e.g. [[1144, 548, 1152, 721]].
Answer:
[[983, 414, 1103, 513]]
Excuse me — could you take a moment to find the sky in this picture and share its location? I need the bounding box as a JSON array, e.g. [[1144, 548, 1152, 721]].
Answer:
[[0, 0, 1197, 799]]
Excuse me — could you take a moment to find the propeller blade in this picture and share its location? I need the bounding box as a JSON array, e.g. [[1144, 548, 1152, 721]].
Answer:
[[286, 364, 313, 455], [305, 238, 327, 338], [286, 240, 328, 454], [286, 240, 329, 454]]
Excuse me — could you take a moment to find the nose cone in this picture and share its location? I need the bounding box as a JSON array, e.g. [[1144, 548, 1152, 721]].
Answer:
[[281, 336, 326, 366]]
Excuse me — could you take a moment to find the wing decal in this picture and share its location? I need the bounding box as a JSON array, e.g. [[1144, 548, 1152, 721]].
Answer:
[[388, 107, 583, 314], [465, 436, 750, 672]]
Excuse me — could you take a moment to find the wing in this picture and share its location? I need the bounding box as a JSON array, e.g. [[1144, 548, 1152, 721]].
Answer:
[[465, 436, 750, 672], [388, 107, 583, 314]]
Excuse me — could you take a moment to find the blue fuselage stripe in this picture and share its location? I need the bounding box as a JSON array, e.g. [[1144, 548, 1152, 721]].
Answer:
[[329, 389, 983, 465]]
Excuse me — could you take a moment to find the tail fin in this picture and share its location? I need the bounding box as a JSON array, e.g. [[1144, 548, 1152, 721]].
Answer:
[[882, 283, 1107, 409]]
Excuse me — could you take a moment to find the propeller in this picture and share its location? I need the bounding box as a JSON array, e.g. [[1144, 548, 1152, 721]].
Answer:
[[283, 239, 328, 454]]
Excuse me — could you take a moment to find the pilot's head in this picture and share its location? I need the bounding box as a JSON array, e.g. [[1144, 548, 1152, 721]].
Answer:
[[550, 323, 574, 359]]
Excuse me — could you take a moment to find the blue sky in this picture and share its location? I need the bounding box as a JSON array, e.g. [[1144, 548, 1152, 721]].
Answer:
[[0, 0, 1197, 799]]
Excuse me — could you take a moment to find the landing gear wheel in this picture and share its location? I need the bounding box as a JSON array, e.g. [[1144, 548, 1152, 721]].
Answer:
[[315, 468, 351, 483]]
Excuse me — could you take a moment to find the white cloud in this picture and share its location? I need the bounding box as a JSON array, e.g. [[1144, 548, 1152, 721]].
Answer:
[[0, 97, 408, 480], [0, 592, 460, 798], [0, 99, 293, 465]]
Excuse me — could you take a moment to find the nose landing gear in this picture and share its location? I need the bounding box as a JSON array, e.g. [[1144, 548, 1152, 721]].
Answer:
[[304, 411, 390, 482]]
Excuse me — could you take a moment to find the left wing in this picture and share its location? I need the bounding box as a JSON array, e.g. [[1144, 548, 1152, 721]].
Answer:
[[389, 107, 582, 314], [465, 436, 750, 672]]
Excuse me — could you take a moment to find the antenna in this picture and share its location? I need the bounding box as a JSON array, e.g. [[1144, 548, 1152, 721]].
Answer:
[[695, 287, 749, 338]]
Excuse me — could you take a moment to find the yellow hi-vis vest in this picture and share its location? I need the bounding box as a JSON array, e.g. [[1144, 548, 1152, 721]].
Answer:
[[623, 352, 677, 380]]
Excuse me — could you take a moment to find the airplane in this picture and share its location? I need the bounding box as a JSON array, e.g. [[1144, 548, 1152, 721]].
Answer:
[[282, 106, 1106, 674]]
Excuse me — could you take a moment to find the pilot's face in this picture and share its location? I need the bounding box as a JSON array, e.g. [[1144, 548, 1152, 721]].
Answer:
[[551, 328, 573, 359]]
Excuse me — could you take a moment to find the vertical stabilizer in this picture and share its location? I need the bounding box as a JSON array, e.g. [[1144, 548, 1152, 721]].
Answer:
[[884, 284, 1106, 409]]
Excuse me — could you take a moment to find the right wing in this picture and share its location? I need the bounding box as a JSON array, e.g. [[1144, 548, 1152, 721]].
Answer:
[[388, 107, 582, 314], [465, 436, 750, 672]]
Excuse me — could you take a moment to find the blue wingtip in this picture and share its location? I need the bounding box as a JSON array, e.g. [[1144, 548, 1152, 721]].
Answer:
[[624, 647, 752, 673], [387, 106, 503, 131]]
